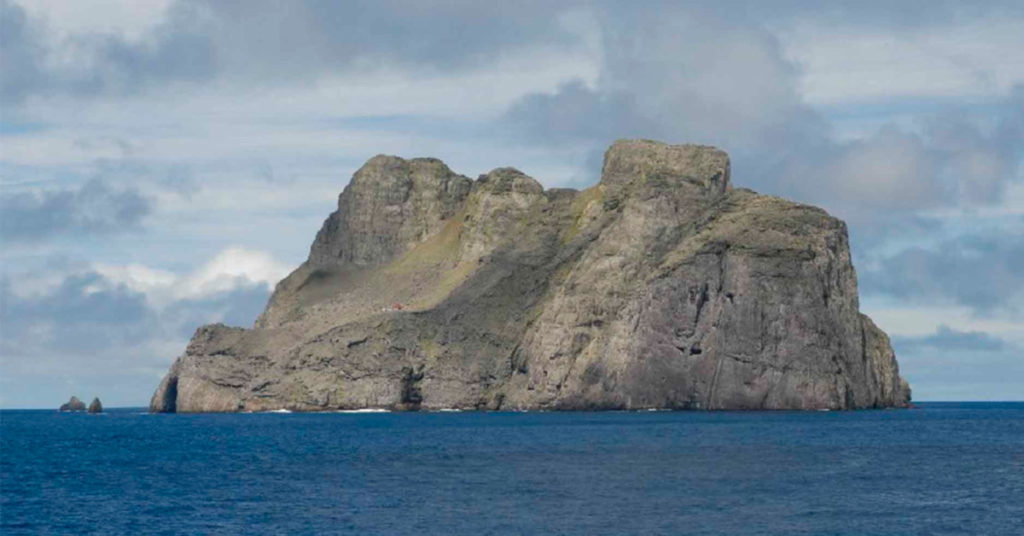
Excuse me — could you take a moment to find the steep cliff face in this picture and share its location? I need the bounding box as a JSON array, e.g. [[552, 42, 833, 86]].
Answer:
[[151, 140, 910, 413]]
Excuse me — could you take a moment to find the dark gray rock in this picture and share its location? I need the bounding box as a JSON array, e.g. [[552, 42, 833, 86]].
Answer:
[[88, 397, 103, 413], [151, 139, 911, 413], [59, 396, 86, 412]]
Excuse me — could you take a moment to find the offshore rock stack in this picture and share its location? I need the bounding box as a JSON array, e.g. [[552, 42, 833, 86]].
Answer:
[[152, 140, 910, 413], [59, 396, 103, 413], [59, 396, 87, 412], [88, 397, 103, 413]]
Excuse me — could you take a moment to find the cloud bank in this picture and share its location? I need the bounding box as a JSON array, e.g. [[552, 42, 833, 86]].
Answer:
[[0, 178, 150, 240], [0, 247, 286, 407]]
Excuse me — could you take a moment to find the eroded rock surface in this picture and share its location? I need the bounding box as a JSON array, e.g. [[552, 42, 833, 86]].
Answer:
[[151, 140, 910, 413]]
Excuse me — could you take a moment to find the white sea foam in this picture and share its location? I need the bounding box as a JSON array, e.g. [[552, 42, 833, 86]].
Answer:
[[266, 409, 292, 414], [335, 408, 390, 413]]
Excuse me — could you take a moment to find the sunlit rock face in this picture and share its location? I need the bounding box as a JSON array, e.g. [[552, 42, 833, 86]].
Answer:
[[151, 139, 910, 413]]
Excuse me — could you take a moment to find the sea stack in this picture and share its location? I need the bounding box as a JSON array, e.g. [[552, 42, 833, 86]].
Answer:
[[59, 396, 86, 412], [88, 398, 103, 413], [151, 139, 911, 413]]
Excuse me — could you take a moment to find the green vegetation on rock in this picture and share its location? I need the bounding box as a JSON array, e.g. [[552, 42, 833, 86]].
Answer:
[[151, 140, 910, 413]]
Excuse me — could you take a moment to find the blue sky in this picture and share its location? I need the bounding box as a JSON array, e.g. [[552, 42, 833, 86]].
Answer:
[[1, 0, 1022, 408]]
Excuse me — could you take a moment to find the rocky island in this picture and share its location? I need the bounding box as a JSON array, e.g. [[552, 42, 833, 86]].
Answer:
[[59, 396, 87, 412], [151, 140, 910, 413], [88, 397, 103, 413], [58, 395, 104, 412]]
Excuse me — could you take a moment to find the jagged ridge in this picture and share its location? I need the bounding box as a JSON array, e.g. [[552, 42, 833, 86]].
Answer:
[[151, 139, 910, 413]]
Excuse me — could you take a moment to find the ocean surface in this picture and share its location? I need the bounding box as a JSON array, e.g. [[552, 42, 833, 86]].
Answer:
[[2, 403, 1022, 535]]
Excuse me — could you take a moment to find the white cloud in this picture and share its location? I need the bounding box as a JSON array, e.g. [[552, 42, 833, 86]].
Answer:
[[818, 127, 939, 207], [0, 259, 279, 408], [921, 182, 1024, 219], [91, 262, 176, 300], [779, 17, 1024, 105], [863, 302, 1024, 346], [178, 247, 290, 299], [863, 302, 1024, 402], [94, 246, 290, 308], [15, 0, 174, 42]]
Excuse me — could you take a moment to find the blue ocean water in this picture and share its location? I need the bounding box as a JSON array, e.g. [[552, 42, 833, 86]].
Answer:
[[2, 403, 1022, 535]]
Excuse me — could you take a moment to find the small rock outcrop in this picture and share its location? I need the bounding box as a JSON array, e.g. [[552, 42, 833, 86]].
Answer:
[[87, 398, 103, 413], [59, 396, 86, 412], [151, 140, 911, 413]]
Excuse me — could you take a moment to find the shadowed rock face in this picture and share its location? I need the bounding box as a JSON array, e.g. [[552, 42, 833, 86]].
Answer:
[[88, 398, 103, 413], [151, 139, 911, 413]]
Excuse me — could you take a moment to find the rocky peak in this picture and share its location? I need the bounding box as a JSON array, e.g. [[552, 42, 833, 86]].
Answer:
[[456, 167, 547, 262], [475, 167, 544, 196], [600, 139, 730, 197], [59, 396, 86, 411], [307, 154, 472, 269], [88, 397, 103, 413]]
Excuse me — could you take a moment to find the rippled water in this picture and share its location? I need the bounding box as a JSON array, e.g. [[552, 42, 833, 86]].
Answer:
[[2, 403, 1022, 535]]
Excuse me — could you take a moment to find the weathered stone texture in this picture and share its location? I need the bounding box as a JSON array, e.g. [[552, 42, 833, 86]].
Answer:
[[151, 139, 910, 413]]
